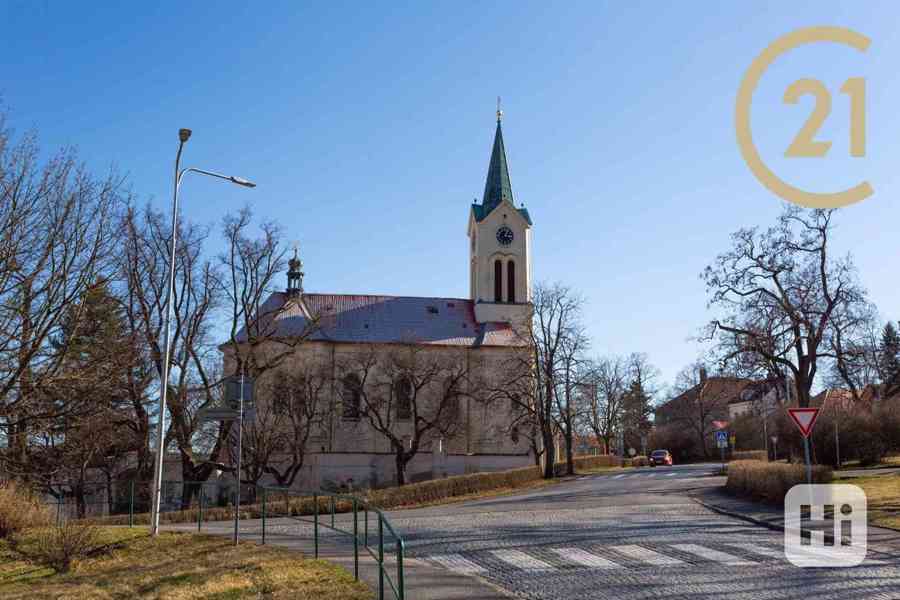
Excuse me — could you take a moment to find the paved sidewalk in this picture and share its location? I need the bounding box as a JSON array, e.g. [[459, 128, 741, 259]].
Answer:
[[164, 517, 510, 600], [690, 485, 900, 553]]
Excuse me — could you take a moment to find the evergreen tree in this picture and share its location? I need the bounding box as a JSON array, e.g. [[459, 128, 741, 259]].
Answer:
[[48, 282, 144, 496], [881, 321, 900, 395], [621, 379, 653, 454]]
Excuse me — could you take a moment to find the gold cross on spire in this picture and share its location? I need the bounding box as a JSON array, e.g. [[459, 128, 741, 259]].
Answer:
[[496, 96, 503, 122]]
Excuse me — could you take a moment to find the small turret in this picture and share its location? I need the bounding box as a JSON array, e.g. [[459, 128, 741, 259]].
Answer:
[[287, 245, 304, 297]]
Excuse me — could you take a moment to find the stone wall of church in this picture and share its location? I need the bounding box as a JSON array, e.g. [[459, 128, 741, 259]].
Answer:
[[221, 340, 533, 491]]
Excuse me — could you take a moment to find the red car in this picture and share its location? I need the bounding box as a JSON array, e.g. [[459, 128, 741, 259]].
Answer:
[[649, 449, 673, 466]]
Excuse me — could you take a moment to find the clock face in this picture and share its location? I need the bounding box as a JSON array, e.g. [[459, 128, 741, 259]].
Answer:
[[496, 226, 514, 246]]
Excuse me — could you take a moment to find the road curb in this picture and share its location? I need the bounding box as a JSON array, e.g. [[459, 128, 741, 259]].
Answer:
[[689, 493, 785, 534]]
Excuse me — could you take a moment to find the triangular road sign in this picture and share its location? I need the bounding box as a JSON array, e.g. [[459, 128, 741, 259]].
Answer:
[[787, 407, 820, 438]]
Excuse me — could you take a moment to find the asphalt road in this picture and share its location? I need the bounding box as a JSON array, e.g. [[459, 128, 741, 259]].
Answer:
[[384, 463, 900, 600]]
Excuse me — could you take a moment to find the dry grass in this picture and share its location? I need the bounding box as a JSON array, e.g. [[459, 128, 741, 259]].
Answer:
[[0, 481, 52, 539], [29, 521, 100, 573], [0, 526, 372, 600], [840, 474, 900, 531], [726, 460, 833, 504]]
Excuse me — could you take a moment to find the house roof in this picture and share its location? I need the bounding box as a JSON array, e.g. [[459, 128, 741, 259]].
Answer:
[[656, 376, 782, 414], [811, 389, 857, 411], [235, 292, 528, 348]]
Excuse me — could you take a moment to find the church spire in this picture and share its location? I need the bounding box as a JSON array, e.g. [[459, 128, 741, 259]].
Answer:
[[481, 100, 514, 214]]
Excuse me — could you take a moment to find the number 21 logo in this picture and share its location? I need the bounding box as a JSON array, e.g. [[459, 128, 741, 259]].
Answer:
[[735, 27, 873, 208], [784, 77, 865, 157]]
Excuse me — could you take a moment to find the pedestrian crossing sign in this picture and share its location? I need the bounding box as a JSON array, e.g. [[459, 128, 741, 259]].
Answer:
[[715, 431, 728, 448]]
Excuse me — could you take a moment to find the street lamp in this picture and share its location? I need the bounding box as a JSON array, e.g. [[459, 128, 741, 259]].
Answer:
[[150, 129, 255, 537]]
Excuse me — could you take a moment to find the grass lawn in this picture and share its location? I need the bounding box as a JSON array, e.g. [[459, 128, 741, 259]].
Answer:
[[0, 527, 372, 600], [841, 474, 900, 530]]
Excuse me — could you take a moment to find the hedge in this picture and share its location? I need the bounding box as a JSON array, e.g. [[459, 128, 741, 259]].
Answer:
[[725, 460, 832, 504], [731, 450, 767, 462], [88, 454, 645, 526]]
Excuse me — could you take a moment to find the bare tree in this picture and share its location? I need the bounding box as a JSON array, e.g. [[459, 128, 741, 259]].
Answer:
[[827, 302, 880, 401], [488, 283, 582, 479], [703, 207, 869, 407], [248, 367, 328, 489], [668, 362, 731, 458], [0, 119, 124, 480], [219, 209, 317, 378], [580, 356, 627, 455], [554, 323, 588, 475], [341, 344, 468, 486], [119, 205, 229, 498]]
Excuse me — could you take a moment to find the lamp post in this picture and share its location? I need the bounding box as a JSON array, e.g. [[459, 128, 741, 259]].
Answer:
[[150, 129, 256, 537]]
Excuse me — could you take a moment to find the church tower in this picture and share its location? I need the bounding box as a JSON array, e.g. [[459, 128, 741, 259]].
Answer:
[[468, 107, 533, 325]]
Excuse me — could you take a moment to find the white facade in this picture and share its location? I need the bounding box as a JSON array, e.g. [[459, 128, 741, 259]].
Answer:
[[468, 198, 532, 325]]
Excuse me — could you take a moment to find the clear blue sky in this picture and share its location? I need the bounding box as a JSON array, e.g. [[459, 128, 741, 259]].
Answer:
[[2, 1, 898, 390]]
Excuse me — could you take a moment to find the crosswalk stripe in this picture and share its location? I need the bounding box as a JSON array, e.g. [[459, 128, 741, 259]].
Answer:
[[612, 474, 626, 479], [726, 542, 782, 559], [610, 544, 684, 566], [552, 547, 622, 569], [429, 554, 486, 575], [491, 549, 556, 571], [665, 472, 678, 477], [671, 543, 756, 565]]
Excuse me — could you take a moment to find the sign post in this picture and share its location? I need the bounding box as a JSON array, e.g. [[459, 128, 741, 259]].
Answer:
[[715, 431, 728, 471], [787, 408, 820, 484], [198, 372, 255, 546]]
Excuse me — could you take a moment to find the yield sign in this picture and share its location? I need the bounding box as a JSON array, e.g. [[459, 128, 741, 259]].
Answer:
[[787, 407, 820, 438]]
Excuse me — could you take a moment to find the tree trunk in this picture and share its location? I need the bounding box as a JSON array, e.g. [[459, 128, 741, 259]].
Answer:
[[564, 425, 575, 475], [395, 452, 409, 487], [542, 428, 556, 479]]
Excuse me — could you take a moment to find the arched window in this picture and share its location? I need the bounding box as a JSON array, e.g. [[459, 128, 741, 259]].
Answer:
[[395, 377, 412, 420], [342, 374, 361, 419], [272, 376, 306, 416], [507, 260, 516, 303], [494, 260, 502, 302]]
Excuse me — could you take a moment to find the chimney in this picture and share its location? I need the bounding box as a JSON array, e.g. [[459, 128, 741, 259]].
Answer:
[[699, 366, 708, 385]]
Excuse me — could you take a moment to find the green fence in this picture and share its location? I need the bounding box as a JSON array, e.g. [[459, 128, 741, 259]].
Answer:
[[259, 487, 405, 600], [32, 479, 405, 600]]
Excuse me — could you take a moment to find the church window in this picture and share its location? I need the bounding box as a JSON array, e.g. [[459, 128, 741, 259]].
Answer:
[[494, 260, 502, 302], [507, 260, 516, 303], [342, 374, 361, 419], [395, 377, 412, 420], [273, 377, 306, 416]]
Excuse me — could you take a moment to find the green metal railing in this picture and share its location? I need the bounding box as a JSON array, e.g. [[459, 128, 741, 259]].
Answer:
[[33, 479, 405, 600], [259, 486, 405, 600]]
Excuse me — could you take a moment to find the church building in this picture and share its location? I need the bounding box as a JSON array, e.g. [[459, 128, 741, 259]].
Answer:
[[231, 112, 536, 490]]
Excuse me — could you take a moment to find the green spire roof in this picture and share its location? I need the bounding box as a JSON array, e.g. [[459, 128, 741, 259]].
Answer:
[[481, 119, 513, 213]]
